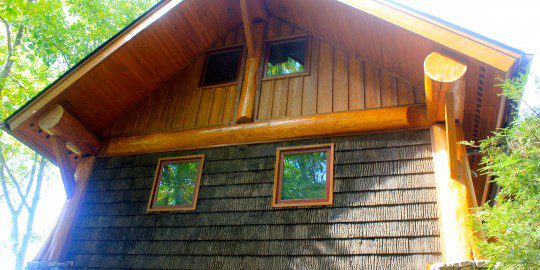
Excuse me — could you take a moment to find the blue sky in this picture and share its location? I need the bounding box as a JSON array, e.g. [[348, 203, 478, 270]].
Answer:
[[1, 0, 539, 268]]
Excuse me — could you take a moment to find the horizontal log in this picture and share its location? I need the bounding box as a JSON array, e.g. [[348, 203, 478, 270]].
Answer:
[[39, 104, 101, 155], [101, 105, 431, 156]]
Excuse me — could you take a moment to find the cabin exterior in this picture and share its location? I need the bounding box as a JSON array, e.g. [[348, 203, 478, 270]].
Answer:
[[3, 0, 530, 269]]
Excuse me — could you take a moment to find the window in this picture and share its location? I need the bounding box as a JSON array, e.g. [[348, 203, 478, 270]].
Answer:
[[265, 36, 309, 78], [148, 155, 204, 211], [200, 47, 243, 86], [272, 144, 334, 207]]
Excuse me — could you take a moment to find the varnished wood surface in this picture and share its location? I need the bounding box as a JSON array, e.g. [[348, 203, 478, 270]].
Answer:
[[39, 105, 101, 155], [256, 18, 424, 121], [108, 27, 246, 137], [430, 124, 475, 262], [100, 105, 430, 157]]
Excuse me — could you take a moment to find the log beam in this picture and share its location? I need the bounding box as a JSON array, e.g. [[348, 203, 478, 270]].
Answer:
[[236, 0, 267, 123], [39, 104, 101, 155], [424, 52, 467, 123], [101, 105, 431, 157]]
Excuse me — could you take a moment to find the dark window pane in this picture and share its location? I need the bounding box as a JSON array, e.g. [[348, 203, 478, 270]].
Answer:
[[266, 39, 306, 77], [202, 48, 242, 86], [281, 151, 327, 200], [155, 161, 199, 206]]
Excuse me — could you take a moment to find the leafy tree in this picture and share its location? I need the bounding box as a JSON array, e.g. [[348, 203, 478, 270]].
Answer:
[[281, 151, 327, 200], [0, 1, 157, 269], [467, 73, 540, 269], [156, 161, 199, 206]]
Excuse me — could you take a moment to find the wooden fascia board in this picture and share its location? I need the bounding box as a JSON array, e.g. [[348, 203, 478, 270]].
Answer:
[[338, 0, 521, 72], [5, 0, 184, 131]]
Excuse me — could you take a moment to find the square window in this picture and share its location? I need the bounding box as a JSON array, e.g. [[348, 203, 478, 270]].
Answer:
[[272, 144, 334, 207], [265, 36, 309, 78], [148, 155, 204, 211], [200, 47, 244, 87]]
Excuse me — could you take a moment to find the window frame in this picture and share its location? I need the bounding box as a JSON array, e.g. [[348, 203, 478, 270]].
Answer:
[[263, 35, 311, 79], [272, 144, 334, 208], [147, 155, 205, 212], [199, 45, 245, 87]]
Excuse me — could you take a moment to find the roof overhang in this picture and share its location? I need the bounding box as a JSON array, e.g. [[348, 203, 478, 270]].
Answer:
[[3, 0, 529, 164]]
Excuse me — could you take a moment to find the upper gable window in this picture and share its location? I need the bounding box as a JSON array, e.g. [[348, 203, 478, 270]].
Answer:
[[148, 155, 204, 211], [265, 36, 309, 78], [200, 47, 243, 86], [272, 144, 334, 208]]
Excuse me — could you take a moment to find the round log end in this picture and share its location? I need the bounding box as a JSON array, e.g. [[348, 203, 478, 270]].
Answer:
[[424, 52, 467, 83], [38, 105, 64, 133]]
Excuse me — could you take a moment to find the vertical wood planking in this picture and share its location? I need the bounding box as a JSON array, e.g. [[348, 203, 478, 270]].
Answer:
[[272, 78, 289, 118], [146, 83, 170, 132], [317, 41, 333, 113], [380, 71, 398, 107], [266, 17, 280, 39], [333, 48, 349, 112], [364, 62, 381, 108], [287, 77, 303, 116], [397, 78, 415, 105], [302, 37, 318, 115], [414, 86, 426, 104], [349, 55, 364, 110], [209, 86, 227, 125], [258, 80, 275, 120], [222, 85, 238, 123], [183, 89, 203, 128], [196, 87, 215, 127]]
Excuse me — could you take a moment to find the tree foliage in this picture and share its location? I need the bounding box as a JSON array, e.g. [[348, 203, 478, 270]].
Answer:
[[156, 161, 199, 206], [281, 151, 327, 200], [0, 1, 157, 269], [467, 74, 540, 269]]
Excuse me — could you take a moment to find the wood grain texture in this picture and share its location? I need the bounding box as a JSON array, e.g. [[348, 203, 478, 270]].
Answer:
[[101, 105, 431, 157]]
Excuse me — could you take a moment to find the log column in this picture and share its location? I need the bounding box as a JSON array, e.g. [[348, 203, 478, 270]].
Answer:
[[235, 0, 267, 123], [425, 52, 477, 262]]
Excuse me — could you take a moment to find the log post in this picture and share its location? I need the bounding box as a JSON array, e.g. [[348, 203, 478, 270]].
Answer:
[[235, 0, 267, 123], [424, 52, 467, 123], [431, 124, 475, 262], [39, 104, 101, 155], [50, 135, 76, 198], [33, 156, 95, 262]]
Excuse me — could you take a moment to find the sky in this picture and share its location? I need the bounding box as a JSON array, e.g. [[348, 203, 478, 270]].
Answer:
[[1, 0, 539, 268]]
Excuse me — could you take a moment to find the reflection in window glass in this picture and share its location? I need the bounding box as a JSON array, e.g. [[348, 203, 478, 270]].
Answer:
[[266, 38, 306, 77], [281, 151, 327, 200], [155, 161, 199, 206]]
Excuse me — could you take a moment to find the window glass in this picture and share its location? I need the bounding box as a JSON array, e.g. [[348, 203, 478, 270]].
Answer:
[[149, 155, 204, 211], [266, 38, 307, 77], [273, 144, 334, 207], [281, 151, 327, 200], [201, 48, 242, 86]]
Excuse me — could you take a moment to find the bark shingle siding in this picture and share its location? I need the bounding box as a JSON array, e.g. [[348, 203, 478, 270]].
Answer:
[[66, 129, 441, 269]]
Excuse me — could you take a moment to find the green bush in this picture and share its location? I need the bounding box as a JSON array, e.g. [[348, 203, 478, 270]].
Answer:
[[467, 74, 540, 269]]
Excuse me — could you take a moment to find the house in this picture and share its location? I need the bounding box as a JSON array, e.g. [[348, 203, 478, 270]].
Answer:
[[2, 0, 530, 269]]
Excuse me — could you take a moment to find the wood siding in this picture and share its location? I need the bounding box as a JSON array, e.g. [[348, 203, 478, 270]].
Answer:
[[256, 17, 425, 121], [108, 27, 246, 137], [108, 17, 424, 137], [66, 130, 442, 269]]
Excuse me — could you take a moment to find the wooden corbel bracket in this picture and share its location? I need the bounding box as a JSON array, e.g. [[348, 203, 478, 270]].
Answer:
[[39, 104, 101, 197]]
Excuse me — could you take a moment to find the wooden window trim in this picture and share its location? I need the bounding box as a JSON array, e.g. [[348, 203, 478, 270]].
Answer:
[[199, 45, 246, 87], [272, 143, 334, 208], [147, 154, 205, 212], [263, 35, 311, 79]]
